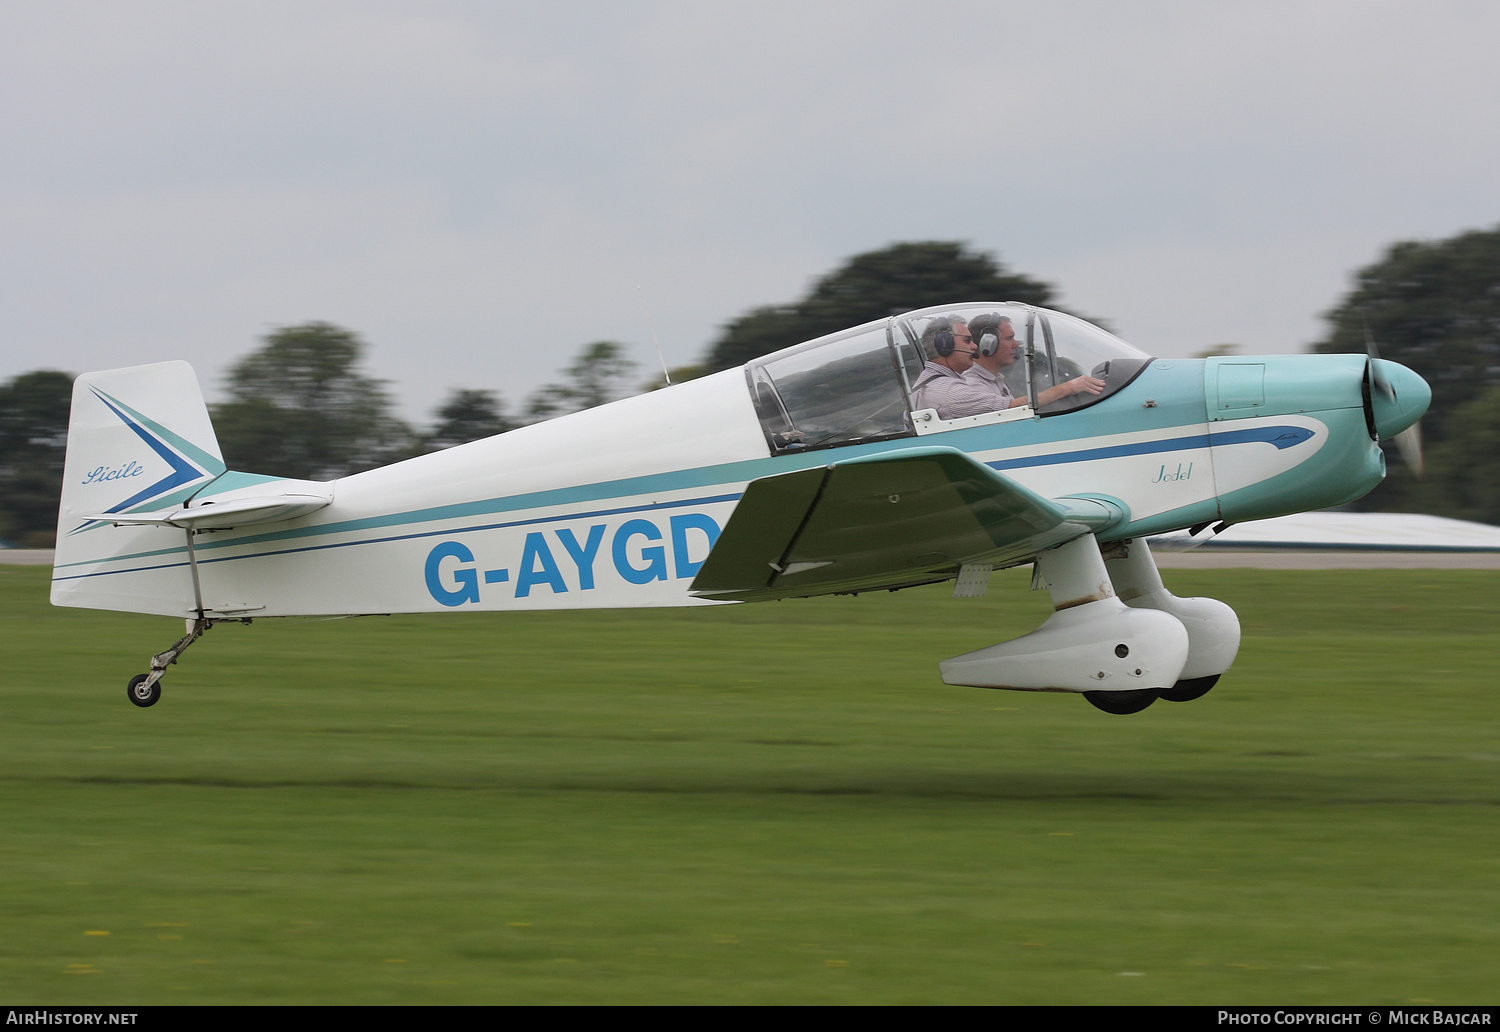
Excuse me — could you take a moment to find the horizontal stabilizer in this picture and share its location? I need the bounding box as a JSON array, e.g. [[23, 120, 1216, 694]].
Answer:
[[83, 489, 333, 530], [690, 446, 1097, 601]]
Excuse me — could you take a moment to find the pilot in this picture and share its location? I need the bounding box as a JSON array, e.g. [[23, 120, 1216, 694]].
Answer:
[[909, 317, 1000, 419], [965, 313, 1106, 410]]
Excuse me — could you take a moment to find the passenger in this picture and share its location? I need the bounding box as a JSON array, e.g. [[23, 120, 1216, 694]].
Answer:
[[965, 313, 1105, 410], [909, 317, 999, 419], [960, 314, 1018, 411]]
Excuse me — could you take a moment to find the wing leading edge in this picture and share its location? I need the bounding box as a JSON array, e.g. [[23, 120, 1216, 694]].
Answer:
[[689, 446, 1125, 601]]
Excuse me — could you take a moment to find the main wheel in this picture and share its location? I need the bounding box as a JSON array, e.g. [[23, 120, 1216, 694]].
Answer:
[[127, 673, 161, 708], [1083, 688, 1159, 714], [1160, 674, 1220, 703]]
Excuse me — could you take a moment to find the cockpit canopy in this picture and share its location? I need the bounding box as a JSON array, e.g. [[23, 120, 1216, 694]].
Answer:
[[745, 302, 1152, 455]]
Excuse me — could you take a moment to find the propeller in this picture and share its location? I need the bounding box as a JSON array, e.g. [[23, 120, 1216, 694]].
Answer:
[[1363, 316, 1395, 401], [1363, 317, 1424, 479], [1393, 420, 1424, 480]]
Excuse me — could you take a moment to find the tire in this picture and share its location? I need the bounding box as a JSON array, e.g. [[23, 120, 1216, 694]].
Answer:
[[127, 673, 161, 708], [1159, 674, 1220, 703], [1083, 688, 1159, 714]]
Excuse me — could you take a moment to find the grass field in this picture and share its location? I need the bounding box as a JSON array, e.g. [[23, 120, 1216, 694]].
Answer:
[[1, 563, 1496, 1004]]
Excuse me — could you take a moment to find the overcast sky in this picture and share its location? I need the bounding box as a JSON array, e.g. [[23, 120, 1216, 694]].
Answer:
[[2, 1, 1497, 421]]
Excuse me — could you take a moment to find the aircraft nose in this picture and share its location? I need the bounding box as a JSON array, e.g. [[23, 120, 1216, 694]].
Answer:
[[1369, 359, 1431, 440]]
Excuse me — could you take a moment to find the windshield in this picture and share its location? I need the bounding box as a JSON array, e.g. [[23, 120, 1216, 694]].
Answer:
[[1029, 309, 1152, 414]]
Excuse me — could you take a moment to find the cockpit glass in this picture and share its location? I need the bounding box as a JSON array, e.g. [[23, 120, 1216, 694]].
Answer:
[[743, 303, 1154, 455], [898, 303, 1033, 417], [746, 321, 911, 454], [1033, 311, 1152, 415]]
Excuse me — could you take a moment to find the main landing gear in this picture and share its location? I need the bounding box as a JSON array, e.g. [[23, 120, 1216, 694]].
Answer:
[[939, 534, 1240, 715], [1158, 673, 1221, 703], [1082, 688, 1162, 715], [1082, 674, 1223, 715]]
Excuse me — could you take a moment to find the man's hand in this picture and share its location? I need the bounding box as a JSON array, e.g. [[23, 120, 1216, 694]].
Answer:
[[1065, 375, 1106, 396]]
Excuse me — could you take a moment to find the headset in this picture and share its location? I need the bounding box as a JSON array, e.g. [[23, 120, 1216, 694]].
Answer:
[[931, 321, 958, 357], [930, 317, 980, 358], [970, 314, 1005, 358]]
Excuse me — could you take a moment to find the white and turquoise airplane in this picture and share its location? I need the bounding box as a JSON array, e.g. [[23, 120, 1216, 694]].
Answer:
[[51, 302, 1430, 714]]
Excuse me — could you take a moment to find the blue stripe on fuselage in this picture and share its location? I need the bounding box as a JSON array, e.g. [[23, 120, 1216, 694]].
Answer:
[[987, 424, 1312, 470], [54, 422, 1315, 583], [52, 492, 745, 583]]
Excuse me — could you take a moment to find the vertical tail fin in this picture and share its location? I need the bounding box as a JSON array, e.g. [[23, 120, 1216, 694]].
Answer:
[[51, 361, 226, 616]]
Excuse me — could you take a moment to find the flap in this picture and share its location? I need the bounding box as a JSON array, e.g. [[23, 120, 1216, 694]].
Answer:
[[689, 446, 1091, 601]]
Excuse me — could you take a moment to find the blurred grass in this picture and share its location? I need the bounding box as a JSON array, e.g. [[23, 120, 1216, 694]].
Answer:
[[0, 563, 1496, 1004]]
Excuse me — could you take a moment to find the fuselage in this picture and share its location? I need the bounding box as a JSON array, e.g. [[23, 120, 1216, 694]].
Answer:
[[52, 353, 1408, 619]]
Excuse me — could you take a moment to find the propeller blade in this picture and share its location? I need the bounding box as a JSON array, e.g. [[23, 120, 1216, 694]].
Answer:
[[1394, 422, 1424, 480], [1363, 317, 1395, 401]]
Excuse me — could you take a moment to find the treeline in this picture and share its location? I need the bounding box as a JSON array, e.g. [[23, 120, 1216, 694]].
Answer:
[[1313, 226, 1500, 519], [205, 324, 643, 481], [0, 370, 73, 547], [0, 327, 643, 546], [4, 233, 1500, 546]]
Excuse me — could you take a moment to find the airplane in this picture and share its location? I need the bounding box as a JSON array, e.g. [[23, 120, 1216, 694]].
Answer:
[[49, 302, 1431, 715]]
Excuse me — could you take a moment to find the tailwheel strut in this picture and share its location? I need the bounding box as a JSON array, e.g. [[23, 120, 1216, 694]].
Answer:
[[127, 526, 213, 709], [127, 617, 212, 708]]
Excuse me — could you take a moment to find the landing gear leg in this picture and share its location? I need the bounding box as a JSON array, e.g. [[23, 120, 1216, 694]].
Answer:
[[939, 533, 1189, 703], [127, 618, 212, 708], [1105, 539, 1239, 702], [125, 527, 217, 709]]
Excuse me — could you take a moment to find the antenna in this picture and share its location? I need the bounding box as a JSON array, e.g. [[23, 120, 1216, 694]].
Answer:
[[637, 286, 671, 387]]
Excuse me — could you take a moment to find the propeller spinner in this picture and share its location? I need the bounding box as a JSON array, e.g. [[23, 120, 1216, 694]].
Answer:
[[1363, 323, 1429, 479]]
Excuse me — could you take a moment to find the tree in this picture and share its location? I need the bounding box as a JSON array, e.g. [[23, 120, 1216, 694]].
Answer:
[[0, 369, 74, 546], [523, 341, 638, 423], [704, 241, 1065, 371], [424, 389, 516, 451], [212, 322, 416, 479], [1313, 224, 1500, 512]]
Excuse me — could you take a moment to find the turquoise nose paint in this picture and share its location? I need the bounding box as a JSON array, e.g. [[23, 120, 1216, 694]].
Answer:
[[1369, 359, 1431, 440]]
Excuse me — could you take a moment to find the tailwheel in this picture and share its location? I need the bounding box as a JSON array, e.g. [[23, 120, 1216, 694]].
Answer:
[[124, 618, 213, 710], [127, 673, 161, 708], [1159, 674, 1220, 703], [1083, 688, 1160, 714]]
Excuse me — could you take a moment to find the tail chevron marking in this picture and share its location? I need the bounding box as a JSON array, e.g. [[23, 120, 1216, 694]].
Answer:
[[71, 387, 226, 533]]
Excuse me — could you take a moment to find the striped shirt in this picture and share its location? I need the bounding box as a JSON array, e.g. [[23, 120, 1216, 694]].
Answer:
[[961, 363, 1014, 411], [911, 362, 1006, 420]]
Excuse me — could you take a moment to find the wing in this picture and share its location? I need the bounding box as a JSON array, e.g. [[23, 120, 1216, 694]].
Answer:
[[689, 445, 1126, 601]]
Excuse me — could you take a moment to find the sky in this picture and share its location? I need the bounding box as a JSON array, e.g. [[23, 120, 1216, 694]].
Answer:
[[2, 0, 1497, 422]]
